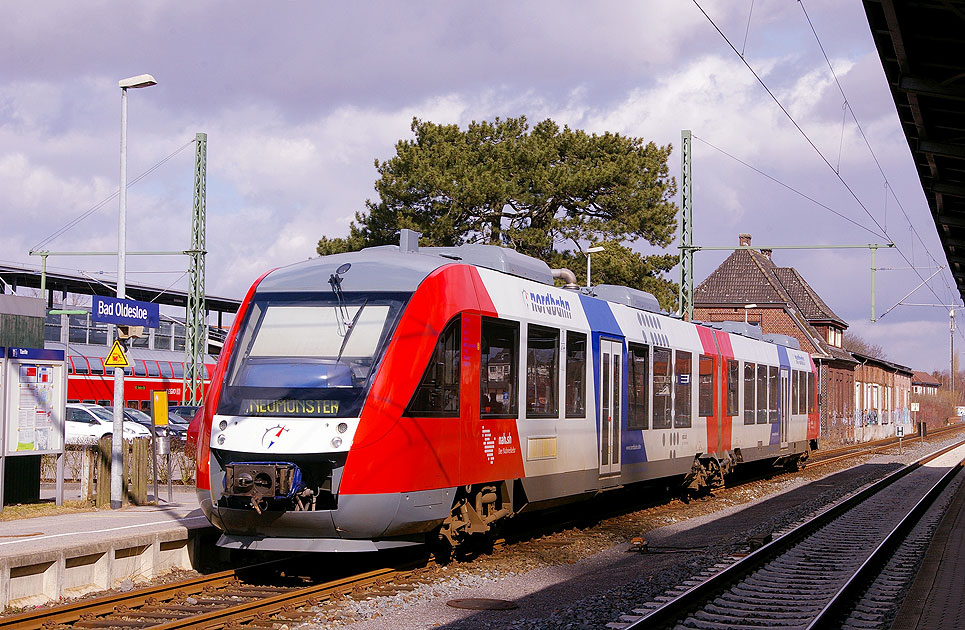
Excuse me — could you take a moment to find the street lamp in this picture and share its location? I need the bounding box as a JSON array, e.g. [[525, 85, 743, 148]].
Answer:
[[113, 73, 156, 509], [585, 246, 605, 289], [743, 303, 757, 324]]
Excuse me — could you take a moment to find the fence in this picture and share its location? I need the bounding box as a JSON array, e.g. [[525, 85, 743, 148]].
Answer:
[[41, 438, 197, 507]]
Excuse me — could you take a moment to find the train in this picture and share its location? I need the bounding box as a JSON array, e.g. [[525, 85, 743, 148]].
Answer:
[[191, 231, 819, 553], [65, 355, 215, 410]]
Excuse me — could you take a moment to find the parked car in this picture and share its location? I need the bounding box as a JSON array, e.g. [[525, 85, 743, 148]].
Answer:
[[65, 403, 152, 444], [106, 407, 188, 441], [169, 405, 201, 422]]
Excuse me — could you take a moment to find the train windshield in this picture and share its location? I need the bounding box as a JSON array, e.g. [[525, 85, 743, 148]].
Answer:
[[217, 291, 408, 418]]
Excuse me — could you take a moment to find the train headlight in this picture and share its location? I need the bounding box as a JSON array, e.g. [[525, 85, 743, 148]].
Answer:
[[217, 434, 226, 445], [331, 436, 343, 448], [219, 420, 227, 430], [337, 422, 348, 434]]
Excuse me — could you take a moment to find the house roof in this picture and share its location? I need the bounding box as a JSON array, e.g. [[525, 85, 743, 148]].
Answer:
[[912, 370, 942, 387], [852, 351, 914, 377], [694, 237, 853, 364], [695, 247, 847, 327]]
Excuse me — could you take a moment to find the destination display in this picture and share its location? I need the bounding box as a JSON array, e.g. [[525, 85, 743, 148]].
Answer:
[[91, 295, 160, 328]]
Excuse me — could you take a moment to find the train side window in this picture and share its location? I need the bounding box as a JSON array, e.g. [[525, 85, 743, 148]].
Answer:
[[159, 362, 174, 378], [90, 358, 105, 376], [756, 364, 768, 424], [652, 347, 672, 429], [146, 362, 160, 377], [628, 343, 649, 430], [674, 350, 692, 428], [172, 363, 185, 378], [405, 317, 461, 417], [96, 400, 109, 406], [744, 362, 756, 425], [480, 318, 519, 418], [808, 372, 817, 413], [75, 358, 89, 375], [792, 370, 800, 414], [565, 332, 587, 418], [799, 371, 807, 414], [726, 359, 740, 416], [698, 354, 714, 417], [134, 360, 147, 377], [768, 366, 778, 422], [526, 325, 559, 418]]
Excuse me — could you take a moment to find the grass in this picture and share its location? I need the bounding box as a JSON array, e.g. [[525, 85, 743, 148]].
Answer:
[[0, 499, 98, 522]]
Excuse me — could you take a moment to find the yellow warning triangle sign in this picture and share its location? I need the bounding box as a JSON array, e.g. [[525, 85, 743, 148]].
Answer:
[[104, 340, 129, 368]]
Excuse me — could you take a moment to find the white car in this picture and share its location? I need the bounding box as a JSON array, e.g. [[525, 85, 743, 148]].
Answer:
[[65, 403, 152, 444]]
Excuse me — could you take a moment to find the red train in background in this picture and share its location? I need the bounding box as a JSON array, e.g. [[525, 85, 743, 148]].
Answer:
[[64, 354, 215, 410]]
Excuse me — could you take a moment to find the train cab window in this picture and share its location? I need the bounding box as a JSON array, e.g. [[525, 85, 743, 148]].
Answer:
[[698, 354, 714, 417], [565, 332, 587, 418], [628, 343, 649, 430], [652, 348, 672, 429], [526, 325, 559, 418], [674, 350, 692, 428], [768, 366, 778, 422], [405, 317, 461, 417], [756, 364, 768, 424], [159, 362, 174, 378], [146, 362, 160, 377], [480, 318, 519, 418], [726, 360, 740, 417], [744, 362, 756, 425], [134, 360, 147, 377], [808, 372, 817, 413]]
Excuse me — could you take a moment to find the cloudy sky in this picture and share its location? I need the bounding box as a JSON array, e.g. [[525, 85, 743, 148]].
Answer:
[[1, 1, 959, 373]]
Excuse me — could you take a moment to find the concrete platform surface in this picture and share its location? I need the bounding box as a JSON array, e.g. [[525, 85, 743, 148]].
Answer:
[[0, 485, 212, 609], [892, 474, 965, 630]]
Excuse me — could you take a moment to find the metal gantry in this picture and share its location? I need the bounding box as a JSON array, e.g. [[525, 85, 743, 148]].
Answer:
[[678, 130, 693, 320], [183, 133, 207, 405]]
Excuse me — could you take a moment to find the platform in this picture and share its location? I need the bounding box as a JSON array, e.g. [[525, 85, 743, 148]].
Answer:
[[0, 485, 214, 609], [892, 472, 965, 630]]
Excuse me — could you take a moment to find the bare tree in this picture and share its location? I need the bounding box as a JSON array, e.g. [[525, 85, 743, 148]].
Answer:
[[842, 331, 887, 359]]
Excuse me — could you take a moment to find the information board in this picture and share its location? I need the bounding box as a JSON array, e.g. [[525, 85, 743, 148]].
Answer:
[[3, 348, 65, 455]]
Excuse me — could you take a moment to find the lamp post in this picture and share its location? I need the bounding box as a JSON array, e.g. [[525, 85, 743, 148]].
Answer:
[[744, 303, 758, 324], [113, 74, 156, 509], [585, 246, 605, 289]]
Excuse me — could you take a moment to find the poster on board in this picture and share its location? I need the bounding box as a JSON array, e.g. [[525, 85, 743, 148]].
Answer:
[[4, 348, 65, 456]]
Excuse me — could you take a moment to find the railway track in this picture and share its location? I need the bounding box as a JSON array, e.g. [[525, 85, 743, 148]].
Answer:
[[614, 439, 965, 630], [6, 428, 963, 630]]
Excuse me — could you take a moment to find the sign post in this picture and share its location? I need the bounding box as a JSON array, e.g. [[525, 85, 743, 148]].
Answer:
[[151, 390, 171, 503], [895, 422, 904, 455], [92, 296, 159, 509], [911, 401, 921, 445]]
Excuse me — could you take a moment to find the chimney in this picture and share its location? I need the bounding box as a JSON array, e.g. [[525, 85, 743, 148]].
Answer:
[[761, 248, 772, 259], [739, 233, 752, 247]]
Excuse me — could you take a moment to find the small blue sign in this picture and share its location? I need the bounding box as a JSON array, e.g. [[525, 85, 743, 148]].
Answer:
[[8, 347, 64, 361], [92, 296, 160, 328]]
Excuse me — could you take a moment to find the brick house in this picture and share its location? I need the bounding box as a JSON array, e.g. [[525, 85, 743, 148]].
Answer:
[[852, 352, 913, 442], [911, 370, 941, 395], [693, 234, 857, 442]]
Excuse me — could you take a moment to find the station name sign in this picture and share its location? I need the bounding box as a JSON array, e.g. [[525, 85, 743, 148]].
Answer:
[[91, 296, 160, 328]]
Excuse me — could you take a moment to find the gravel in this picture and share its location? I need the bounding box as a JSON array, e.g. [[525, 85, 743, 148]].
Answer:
[[293, 432, 965, 630]]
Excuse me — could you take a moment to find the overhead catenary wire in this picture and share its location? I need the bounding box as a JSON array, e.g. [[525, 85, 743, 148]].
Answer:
[[691, 0, 959, 316], [31, 137, 197, 252]]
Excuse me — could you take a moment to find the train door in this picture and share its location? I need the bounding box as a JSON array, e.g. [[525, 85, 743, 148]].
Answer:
[[780, 368, 790, 447], [599, 338, 622, 476]]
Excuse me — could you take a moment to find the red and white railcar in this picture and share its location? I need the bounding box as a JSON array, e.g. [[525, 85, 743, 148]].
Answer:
[[193, 234, 818, 552]]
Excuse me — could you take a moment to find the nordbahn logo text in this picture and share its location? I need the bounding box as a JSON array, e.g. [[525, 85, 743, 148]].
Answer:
[[522, 290, 573, 319]]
